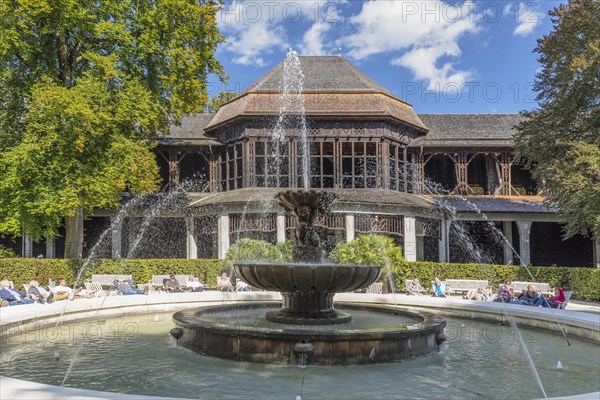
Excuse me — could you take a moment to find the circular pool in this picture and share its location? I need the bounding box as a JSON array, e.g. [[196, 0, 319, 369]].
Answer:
[[1, 301, 599, 399]]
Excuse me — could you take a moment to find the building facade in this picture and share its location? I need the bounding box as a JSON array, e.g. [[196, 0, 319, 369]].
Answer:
[[3, 56, 598, 267]]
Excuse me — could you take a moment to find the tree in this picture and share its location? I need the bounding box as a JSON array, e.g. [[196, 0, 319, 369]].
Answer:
[[515, 0, 600, 239], [205, 91, 237, 112], [0, 0, 225, 258]]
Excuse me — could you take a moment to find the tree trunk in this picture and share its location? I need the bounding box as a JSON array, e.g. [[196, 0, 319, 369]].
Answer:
[[64, 206, 84, 259]]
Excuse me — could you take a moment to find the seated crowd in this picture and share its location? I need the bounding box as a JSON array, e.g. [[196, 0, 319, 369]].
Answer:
[[405, 277, 567, 308], [406, 277, 450, 298], [0, 271, 252, 307]]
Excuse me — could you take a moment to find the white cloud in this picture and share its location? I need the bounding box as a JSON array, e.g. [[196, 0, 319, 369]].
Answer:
[[299, 22, 332, 55], [219, 1, 345, 66], [512, 2, 544, 37], [342, 0, 480, 89]]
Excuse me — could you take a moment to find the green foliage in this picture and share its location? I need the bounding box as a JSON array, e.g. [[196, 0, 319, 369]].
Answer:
[[205, 91, 238, 112], [546, 143, 600, 238], [515, 0, 600, 238], [0, 75, 161, 241], [0, 259, 78, 287], [329, 234, 404, 285], [77, 259, 224, 288], [0, 0, 226, 256], [0, 244, 17, 258], [0, 0, 226, 130], [0, 258, 223, 289], [224, 239, 292, 270]]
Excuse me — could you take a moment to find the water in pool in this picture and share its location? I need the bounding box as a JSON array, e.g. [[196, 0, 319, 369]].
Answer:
[[1, 312, 598, 399]]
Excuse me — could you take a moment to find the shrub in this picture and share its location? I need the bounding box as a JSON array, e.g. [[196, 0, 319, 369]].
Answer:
[[0, 258, 224, 289], [330, 234, 404, 287], [224, 239, 292, 270], [329, 234, 404, 267], [0, 244, 17, 258]]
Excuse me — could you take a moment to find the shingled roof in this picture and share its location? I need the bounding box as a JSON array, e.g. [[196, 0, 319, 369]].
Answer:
[[160, 114, 220, 146], [205, 56, 427, 133], [435, 196, 556, 214], [242, 56, 396, 96], [410, 114, 525, 148]]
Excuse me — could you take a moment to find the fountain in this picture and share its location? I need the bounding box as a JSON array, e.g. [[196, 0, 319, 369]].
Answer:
[[172, 188, 447, 364], [170, 50, 446, 364]]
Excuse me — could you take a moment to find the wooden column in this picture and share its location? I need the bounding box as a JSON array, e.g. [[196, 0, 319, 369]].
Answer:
[[160, 150, 187, 191], [276, 212, 286, 243], [111, 216, 122, 259], [413, 153, 426, 194], [45, 238, 55, 259], [380, 142, 389, 189], [438, 219, 451, 263], [516, 221, 532, 266], [217, 213, 230, 259], [345, 214, 355, 242], [22, 234, 33, 258], [404, 216, 417, 262], [493, 153, 514, 196], [503, 221, 514, 265]]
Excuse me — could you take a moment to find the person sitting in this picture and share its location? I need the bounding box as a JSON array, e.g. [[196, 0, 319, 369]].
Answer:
[[0, 280, 35, 306], [217, 272, 233, 292], [406, 279, 426, 295], [185, 274, 204, 292], [493, 279, 515, 303], [465, 287, 488, 301], [511, 284, 539, 305], [114, 278, 147, 295], [163, 274, 183, 293], [236, 280, 249, 292], [430, 277, 450, 298], [533, 287, 566, 308], [28, 280, 54, 304], [51, 278, 75, 301]]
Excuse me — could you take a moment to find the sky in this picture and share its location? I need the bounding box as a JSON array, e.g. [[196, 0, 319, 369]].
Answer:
[[209, 0, 564, 114]]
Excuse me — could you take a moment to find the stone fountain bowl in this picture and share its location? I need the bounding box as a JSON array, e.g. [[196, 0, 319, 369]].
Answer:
[[233, 262, 382, 293], [233, 262, 382, 325]]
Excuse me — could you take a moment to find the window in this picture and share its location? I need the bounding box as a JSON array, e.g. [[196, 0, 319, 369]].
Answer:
[[341, 141, 379, 189], [388, 144, 406, 191], [307, 141, 334, 188], [221, 144, 243, 191], [255, 141, 289, 188]]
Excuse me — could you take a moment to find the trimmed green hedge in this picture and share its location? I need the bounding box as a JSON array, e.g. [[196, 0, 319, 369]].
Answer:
[[392, 261, 600, 302], [1, 258, 597, 301], [0, 259, 224, 289]]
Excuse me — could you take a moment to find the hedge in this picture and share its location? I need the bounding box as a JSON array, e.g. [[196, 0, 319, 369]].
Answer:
[[391, 261, 600, 302], [0, 258, 597, 302], [0, 259, 224, 289]]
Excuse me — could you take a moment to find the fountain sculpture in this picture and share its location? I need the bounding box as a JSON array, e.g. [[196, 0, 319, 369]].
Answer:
[[234, 190, 381, 325], [171, 50, 446, 365], [172, 188, 446, 364]]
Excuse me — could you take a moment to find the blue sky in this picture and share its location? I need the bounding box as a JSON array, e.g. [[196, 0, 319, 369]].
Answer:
[[209, 0, 564, 114]]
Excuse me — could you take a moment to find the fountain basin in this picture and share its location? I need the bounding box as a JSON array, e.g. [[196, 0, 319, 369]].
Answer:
[[172, 302, 446, 365], [233, 262, 381, 324]]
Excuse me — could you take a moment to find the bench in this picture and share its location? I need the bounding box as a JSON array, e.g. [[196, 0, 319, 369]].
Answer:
[[84, 282, 106, 297], [151, 275, 188, 287], [91, 274, 133, 287], [512, 281, 553, 296], [557, 291, 573, 309], [366, 282, 383, 294], [445, 279, 489, 295]]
